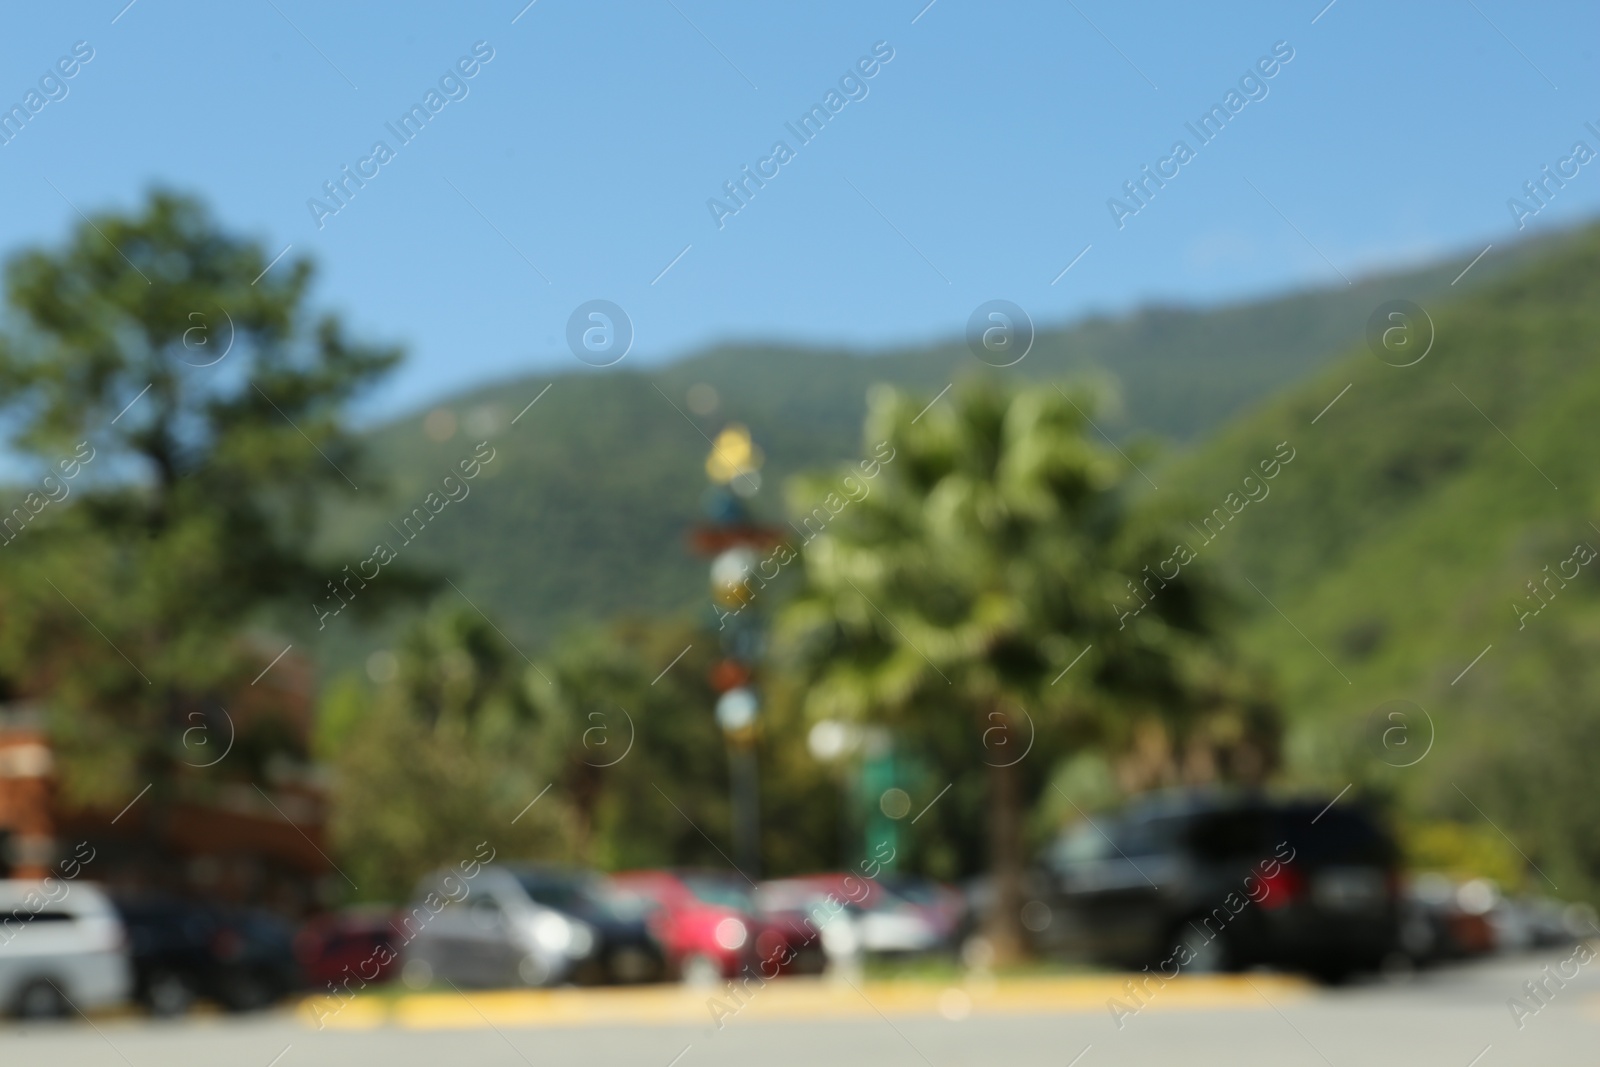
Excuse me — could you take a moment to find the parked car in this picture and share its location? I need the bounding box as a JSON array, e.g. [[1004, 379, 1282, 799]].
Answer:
[[875, 874, 967, 947], [398, 866, 599, 988], [1398, 876, 1584, 964], [609, 869, 792, 983], [295, 908, 402, 991], [0, 880, 131, 1019], [1488, 892, 1590, 953], [754, 878, 853, 972], [757, 874, 946, 963], [507, 866, 664, 984], [1399, 874, 1486, 965], [1520, 897, 1580, 948], [113, 893, 301, 1015], [1043, 791, 1401, 981]]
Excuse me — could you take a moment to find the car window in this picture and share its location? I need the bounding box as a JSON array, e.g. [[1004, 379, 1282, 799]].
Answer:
[[516, 877, 583, 912], [880, 880, 936, 905], [1277, 807, 1395, 865], [519, 874, 644, 921], [1052, 822, 1114, 865], [1187, 809, 1275, 861], [759, 884, 826, 912], [680, 875, 753, 911], [606, 885, 662, 918], [589, 884, 648, 921], [1113, 815, 1183, 857]]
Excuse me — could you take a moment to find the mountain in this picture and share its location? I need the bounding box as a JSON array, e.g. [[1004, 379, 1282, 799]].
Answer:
[[1164, 220, 1600, 892], [310, 226, 1574, 665]]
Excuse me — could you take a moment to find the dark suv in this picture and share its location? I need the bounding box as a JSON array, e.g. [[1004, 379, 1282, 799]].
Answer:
[[113, 894, 302, 1015], [1043, 791, 1400, 981]]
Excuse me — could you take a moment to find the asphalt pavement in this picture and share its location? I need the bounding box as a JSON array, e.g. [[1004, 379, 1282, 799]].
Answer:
[[2, 950, 1594, 1066]]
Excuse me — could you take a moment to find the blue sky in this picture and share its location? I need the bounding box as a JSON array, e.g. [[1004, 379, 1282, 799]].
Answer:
[[1, 0, 1597, 421]]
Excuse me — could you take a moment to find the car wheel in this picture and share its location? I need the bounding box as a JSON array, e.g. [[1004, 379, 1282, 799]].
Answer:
[[572, 957, 606, 986], [518, 953, 554, 986], [1310, 962, 1354, 985], [218, 970, 275, 1012], [791, 945, 827, 976], [13, 978, 69, 1020], [145, 971, 195, 1017], [400, 957, 434, 989], [609, 946, 660, 984]]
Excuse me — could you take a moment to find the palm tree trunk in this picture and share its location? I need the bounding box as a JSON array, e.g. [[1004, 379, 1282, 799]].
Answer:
[[985, 753, 1028, 964]]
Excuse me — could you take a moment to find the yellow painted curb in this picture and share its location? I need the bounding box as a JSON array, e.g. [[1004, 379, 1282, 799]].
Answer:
[[297, 973, 1310, 1031]]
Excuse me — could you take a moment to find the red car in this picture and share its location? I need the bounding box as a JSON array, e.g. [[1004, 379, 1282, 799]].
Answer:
[[608, 870, 799, 982], [294, 910, 402, 991]]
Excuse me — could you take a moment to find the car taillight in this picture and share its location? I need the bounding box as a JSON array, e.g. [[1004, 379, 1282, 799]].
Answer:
[[1258, 866, 1305, 910]]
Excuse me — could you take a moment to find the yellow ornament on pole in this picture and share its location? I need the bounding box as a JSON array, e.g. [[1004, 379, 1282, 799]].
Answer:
[[706, 424, 764, 495]]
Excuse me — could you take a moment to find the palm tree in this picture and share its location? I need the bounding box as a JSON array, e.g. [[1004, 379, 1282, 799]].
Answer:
[[777, 380, 1248, 961]]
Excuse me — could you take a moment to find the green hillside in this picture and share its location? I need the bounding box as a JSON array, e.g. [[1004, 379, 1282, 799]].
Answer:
[[313, 230, 1570, 669], [1167, 221, 1600, 891]]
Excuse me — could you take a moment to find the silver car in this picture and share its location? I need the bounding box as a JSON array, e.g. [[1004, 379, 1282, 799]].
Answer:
[[0, 880, 132, 1018], [398, 866, 597, 988]]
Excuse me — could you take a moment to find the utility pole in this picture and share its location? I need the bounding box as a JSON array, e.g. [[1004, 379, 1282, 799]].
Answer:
[[690, 423, 781, 881]]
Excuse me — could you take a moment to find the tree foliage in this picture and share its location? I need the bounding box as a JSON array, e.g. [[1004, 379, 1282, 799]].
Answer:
[[0, 189, 402, 803]]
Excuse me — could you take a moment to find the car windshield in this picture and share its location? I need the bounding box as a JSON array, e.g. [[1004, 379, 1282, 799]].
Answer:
[[681, 874, 753, 911], [515, 874, 588, 912], [517, 873, 648, 921], [879, 879, 938, 906], [756, 883, 823, 912]]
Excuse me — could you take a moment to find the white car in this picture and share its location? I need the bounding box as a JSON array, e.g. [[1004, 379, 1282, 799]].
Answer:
[[0, 880, 132, 1018], [398, 866, 598, 989]]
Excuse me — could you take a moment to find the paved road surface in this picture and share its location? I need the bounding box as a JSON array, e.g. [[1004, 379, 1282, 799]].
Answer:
[[2, 950, 1593, 1066]]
